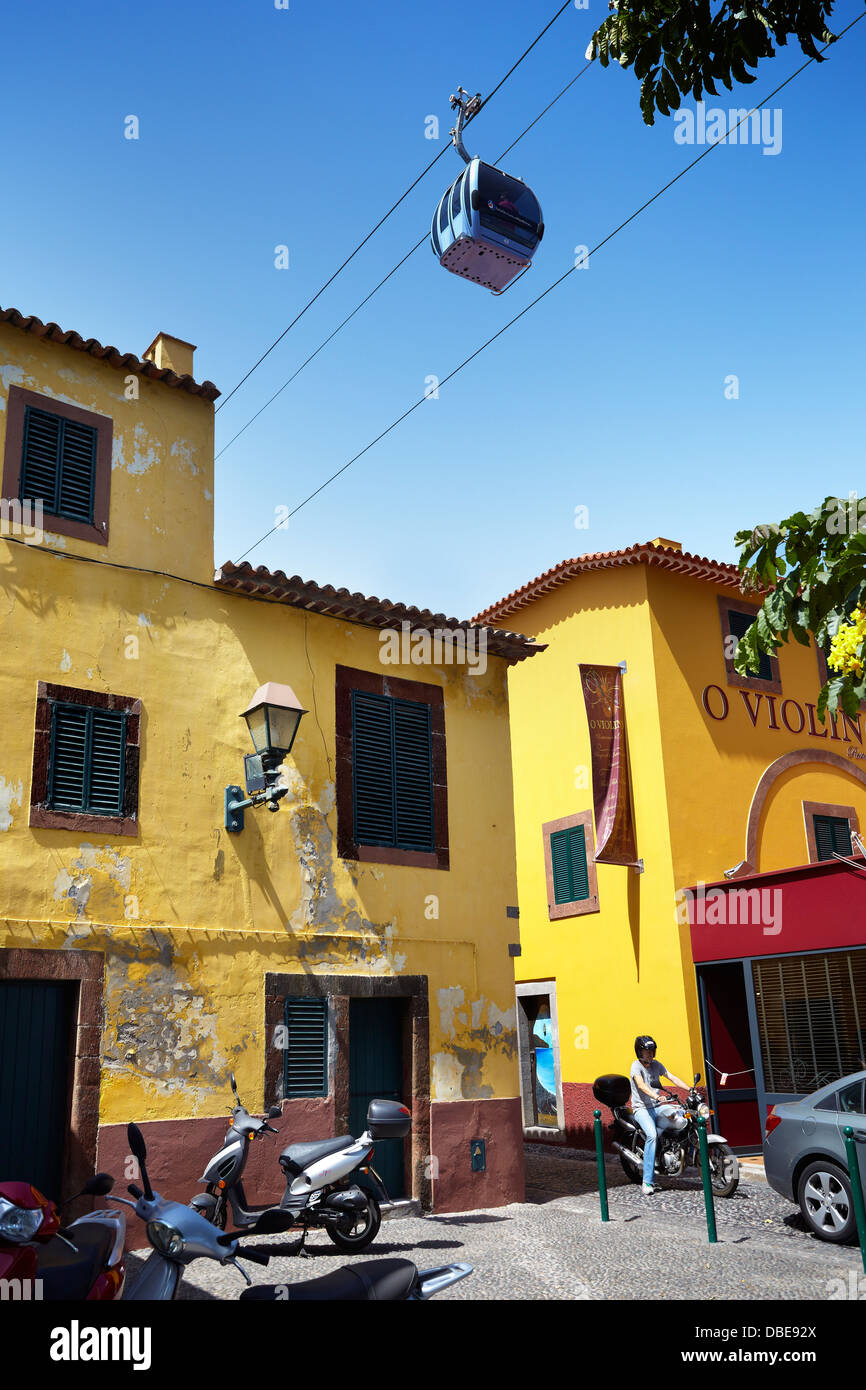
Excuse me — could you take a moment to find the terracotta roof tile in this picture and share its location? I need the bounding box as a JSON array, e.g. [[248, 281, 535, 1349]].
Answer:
[[473, 541, 749, 624], [215, 561, 545, 665], [0, 305, 219, 400]]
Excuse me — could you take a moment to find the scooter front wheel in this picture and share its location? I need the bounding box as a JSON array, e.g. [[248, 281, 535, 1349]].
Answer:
[[325, 1193, 381, 1252]]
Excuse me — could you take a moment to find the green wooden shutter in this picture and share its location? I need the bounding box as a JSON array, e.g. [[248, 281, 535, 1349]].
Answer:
[[393, 698, 434, 851], [814, 815, 852, 861], [550, 824, 589, 905], [49, 704, 126, 815], [283, 998, 328, 1097], [352, 691, 434, 852], [21, 407, 96, 523], [352, 691, 395, 845]]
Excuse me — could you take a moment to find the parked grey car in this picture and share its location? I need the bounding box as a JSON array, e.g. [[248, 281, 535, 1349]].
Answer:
[[764, 1069, 866, 1243]]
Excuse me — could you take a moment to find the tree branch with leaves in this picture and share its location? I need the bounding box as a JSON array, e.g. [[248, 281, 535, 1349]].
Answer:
[[735, 498, 866, 721], [586, 1, 839, 124]]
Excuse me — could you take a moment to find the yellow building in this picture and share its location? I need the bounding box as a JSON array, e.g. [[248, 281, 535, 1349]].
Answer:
[[477, 539, 866, 1151], [0, 305, 539, 1215]]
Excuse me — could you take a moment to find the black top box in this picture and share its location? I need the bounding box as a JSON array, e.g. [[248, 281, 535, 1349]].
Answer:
[[367, 1099, 412, 1140], [592, 1074, 631, 1108]]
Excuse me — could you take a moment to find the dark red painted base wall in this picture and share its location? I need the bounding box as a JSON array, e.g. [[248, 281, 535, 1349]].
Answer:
[[430, 1097, 524, 1212], [97, 1097, 333, 1249]]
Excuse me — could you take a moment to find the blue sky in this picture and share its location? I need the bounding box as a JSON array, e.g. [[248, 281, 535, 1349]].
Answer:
[[2, 1, 864, 620]]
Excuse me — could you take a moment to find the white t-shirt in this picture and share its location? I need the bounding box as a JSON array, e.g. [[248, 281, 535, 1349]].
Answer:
[[630, 1058, 667, 1111]]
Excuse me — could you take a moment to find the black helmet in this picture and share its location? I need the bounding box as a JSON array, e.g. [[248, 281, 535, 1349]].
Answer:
[[635, 1035, 657, 1057]]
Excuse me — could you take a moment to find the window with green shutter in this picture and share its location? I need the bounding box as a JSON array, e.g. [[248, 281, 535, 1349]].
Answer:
[[283, 998, 328, 1097], [352, 690, 434, 852], [21, 406, 97, 524], [813, 815, 852, 862], [48, 703, 126, 815], [727, 610, 773, 683], [550, 824, 590, 904]]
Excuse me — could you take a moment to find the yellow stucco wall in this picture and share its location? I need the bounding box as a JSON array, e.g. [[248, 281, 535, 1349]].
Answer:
[[0, 327, 521, 1126], [496, 555, 866, 1094]]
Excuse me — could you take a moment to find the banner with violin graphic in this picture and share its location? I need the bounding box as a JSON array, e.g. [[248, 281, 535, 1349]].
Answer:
[[579, 664, 638, 867]]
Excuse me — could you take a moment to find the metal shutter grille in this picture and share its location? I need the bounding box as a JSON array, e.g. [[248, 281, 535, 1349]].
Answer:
[[49, 704, 125, 815], [550, 825, 588, 905], [393, 699, 433, 851], [353, 692, 395, 845], [752, 951, 866, 1094], [283, 998, 328, 1097], [20, 407, 96, 523]]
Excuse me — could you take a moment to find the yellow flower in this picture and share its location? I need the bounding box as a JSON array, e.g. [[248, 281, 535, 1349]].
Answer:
[[828, 610, 866, 677]]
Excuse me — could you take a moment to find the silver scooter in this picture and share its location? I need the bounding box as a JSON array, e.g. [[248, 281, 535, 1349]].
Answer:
[[114, 1124, 472, 1301], [191, 1073, 410, 1253]]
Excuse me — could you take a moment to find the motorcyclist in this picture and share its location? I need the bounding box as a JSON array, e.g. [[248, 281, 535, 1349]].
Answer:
[[629, 1036, 690, 1195]]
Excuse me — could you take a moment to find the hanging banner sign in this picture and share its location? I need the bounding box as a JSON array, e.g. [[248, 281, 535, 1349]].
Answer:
[[579, 664, 638, 866]]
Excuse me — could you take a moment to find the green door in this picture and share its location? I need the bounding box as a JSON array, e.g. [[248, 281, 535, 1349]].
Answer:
[[349, 997, 406, 1198], [0, 981, 76, 1199]]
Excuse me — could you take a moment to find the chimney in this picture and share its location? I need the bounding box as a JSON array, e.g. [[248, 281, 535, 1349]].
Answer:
[[142, 332, 196, 378], [648, 537, 682, 552]]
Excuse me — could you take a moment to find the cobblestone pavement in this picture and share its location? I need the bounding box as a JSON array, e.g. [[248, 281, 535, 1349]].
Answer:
[[122, 1146, 865, 1301]]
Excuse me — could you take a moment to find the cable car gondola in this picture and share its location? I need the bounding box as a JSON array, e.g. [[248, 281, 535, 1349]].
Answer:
[[430, 87, 544, 294]]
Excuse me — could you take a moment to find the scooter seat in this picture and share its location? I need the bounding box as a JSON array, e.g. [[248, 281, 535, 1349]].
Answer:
[[280, 1136, 354, 1170], [240, 1259, 418, 1302], [36, 1222, 117, 1300]]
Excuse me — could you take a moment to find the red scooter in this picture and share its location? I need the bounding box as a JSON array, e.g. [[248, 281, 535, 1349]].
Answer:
[[0, 1174, 126, 1300]]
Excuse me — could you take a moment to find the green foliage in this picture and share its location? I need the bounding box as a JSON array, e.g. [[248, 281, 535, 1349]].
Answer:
[[586, 1, 839, 124], [734, 499, 866, 720]]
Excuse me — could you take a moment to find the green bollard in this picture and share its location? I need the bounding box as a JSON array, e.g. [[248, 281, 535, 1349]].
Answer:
[[593, 1109, 610, 1222], [842, 1126, 866, 1275], [696, 1116, 718, 1245]]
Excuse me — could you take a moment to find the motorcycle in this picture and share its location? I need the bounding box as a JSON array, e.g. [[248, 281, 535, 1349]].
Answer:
[[0, 1173, 126, 1300], [190, 1072, 411, 1253], [593, 1072, 740, 1197], [117, 1124, 471, 1301]]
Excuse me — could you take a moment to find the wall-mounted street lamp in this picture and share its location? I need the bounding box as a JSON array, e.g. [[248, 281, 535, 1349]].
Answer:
[[225, 683, 307, 833]]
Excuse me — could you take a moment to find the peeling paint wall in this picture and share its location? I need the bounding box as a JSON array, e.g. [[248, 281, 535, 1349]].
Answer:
[[0, 325, 522, 1130]]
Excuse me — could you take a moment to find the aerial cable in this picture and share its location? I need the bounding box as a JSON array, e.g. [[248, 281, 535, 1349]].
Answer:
[[215, 0, 575, 414], [215, 62, 594, 463], [232, 15, 864, 566]]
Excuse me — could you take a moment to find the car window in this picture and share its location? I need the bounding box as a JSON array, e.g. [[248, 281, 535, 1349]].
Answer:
[[838, 1081, 865, 1114], [814, 1091, 838, 1111]]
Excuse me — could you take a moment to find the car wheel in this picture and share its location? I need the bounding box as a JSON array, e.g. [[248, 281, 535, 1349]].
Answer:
[[797, 1160, 856, 1243]]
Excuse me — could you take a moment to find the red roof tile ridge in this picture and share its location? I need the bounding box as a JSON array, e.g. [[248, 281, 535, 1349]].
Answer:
[[0, 304, 220, 400]]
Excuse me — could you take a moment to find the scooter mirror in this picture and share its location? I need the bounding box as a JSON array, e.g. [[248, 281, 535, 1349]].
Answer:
[[127, 1123, 155, 1201], [127, 1123, 148, 1165], [230, 1072, 239, 1097], [267, 1106, 282, 1119], [83, 1173, 115, 1197], [249, 1210, 295, 1236], [694, 1073, 701, 1085]]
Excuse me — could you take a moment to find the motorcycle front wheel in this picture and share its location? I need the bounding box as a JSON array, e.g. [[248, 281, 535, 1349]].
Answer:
[[702, 1141, 739, 1198], [325, 1193, 381, 1252]]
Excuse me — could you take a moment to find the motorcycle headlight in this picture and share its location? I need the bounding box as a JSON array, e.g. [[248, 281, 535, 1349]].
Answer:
[[698, 1103, 710, 1119], [0, 1197, 44, 1243], [146, 1220, 185, 1257]]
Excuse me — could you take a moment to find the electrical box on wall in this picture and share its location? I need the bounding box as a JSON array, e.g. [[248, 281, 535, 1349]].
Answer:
[[471, 1139, 486, 1172]]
